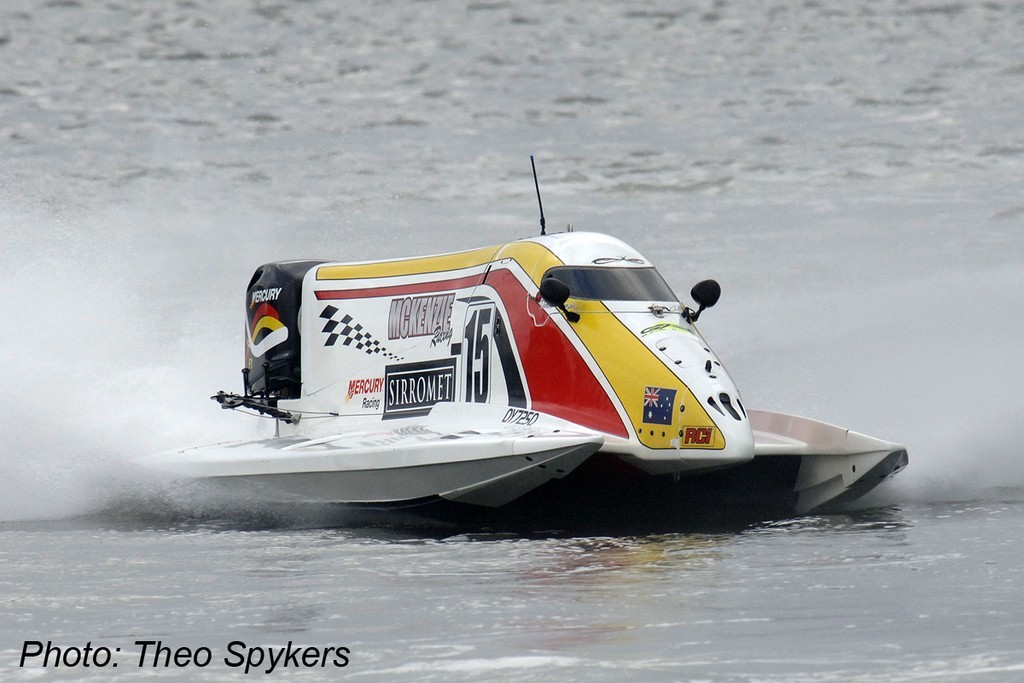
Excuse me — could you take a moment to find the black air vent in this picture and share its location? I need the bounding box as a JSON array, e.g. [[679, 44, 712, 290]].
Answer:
[[707, 396, 724, 415], [719, 393, 742, 421]]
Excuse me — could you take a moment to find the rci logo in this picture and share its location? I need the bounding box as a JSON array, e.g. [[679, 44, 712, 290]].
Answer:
[[682, 427, 714, 445]]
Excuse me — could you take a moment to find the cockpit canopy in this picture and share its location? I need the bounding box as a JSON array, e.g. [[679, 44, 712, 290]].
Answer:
[[543, 266, 677, 302]]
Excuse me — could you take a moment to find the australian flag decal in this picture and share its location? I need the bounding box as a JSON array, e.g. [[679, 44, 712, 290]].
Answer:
[[642, 386, 676, 425]]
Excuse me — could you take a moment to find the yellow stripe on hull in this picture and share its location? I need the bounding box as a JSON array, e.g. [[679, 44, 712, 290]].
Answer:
[[565, 300, 724, 451], [315, 240, 566, 287], [316, 246, 502, 281]]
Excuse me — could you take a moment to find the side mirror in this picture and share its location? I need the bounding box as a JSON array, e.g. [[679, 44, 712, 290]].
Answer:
[[685, 279, 721, 322], [691, 279, 721, 309], [539, 277, 580, 323], [540, 277, 570, 307]]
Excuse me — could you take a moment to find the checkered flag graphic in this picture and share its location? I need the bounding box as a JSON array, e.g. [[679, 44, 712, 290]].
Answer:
[[319, 306, 402, 360]]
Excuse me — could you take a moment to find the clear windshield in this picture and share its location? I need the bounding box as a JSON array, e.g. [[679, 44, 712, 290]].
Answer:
[[543, 266, 677, 302]]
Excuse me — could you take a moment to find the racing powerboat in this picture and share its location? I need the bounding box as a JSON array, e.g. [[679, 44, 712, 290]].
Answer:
[[144, 228, 907, 517]]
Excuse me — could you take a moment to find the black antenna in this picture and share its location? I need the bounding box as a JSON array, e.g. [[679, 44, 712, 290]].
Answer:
[[530, 155, 546, 236]]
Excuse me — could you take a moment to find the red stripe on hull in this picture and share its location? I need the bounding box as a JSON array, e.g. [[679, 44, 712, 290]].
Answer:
[[315, 275, 484, 301], [486, 269, 628, 438]]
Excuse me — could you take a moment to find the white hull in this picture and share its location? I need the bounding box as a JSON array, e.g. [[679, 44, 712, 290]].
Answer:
[[750, 410, 909, 513], [144, 408, 905, 513], [143, 405, 603, 508]]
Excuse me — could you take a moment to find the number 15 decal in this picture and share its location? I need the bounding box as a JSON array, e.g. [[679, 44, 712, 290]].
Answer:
[[464, 302, 494, 403]]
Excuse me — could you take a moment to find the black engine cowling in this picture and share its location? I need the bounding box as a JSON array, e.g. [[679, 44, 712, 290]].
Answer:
[[244, 260, 324, 399]]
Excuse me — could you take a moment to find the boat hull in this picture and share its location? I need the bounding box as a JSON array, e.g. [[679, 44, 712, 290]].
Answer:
[[142, 405, 603, 508]]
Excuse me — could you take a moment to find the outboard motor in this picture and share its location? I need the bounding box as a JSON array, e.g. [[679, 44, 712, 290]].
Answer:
[[244, 260, 323, 399]]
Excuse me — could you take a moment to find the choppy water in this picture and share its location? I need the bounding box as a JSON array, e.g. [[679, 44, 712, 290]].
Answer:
[[2, 1, 1023, 680]]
